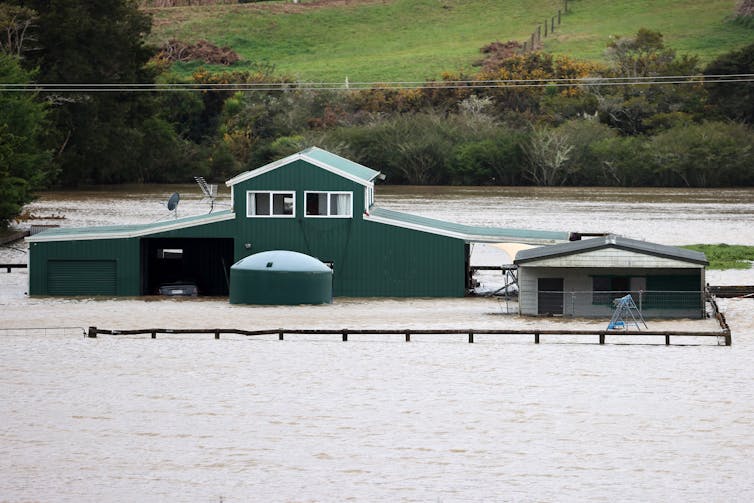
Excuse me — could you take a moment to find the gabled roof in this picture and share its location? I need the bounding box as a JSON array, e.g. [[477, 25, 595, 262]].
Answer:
[[27, 210, 235, 242], [514, 234, 708, 265], [365, 207, 570, 245], [225, 147, 381, 188]]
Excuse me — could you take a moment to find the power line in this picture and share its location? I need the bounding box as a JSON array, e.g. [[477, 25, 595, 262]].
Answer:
[[1, 73, 752, 92]]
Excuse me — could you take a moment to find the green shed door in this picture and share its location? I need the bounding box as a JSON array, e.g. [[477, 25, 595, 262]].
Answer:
[[47, 260, 117, 296]]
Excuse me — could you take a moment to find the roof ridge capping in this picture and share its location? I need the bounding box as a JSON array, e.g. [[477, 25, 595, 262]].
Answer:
[[514, 233, 708, 265]]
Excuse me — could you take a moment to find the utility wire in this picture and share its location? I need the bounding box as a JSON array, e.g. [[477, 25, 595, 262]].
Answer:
[[1, 73, 752, 92]]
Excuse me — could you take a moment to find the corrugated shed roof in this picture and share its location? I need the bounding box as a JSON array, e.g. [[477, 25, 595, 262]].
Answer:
[[27, 210, 234, 242], [514, 234, 708, 265], [225, 147, 381, 187], [300, 147, 380, 183], [366, 207, 570, 245]]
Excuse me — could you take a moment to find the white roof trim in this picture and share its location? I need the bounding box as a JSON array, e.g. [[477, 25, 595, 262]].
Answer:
[[225, 153, 377, 188], [27, 211, 236, 243], [363, 213, 563, 245]]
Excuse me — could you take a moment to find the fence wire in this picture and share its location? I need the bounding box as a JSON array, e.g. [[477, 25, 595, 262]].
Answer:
[[536, 290, 706, 317]]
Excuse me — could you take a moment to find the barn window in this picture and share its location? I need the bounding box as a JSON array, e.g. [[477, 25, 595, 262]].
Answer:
[[305, 191, 352, 218], [592, 275, 631, 304], [247, 191, 295, 217]]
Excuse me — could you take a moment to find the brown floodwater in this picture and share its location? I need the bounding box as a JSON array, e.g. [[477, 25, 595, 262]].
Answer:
[[1, 185, 754, 502]]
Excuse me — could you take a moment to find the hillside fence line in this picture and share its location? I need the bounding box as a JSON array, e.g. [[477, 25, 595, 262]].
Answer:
[[522, 0, 569, 53]]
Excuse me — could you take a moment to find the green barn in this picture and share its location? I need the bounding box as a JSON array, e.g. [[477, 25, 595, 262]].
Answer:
[[28, 147, 570, 298]]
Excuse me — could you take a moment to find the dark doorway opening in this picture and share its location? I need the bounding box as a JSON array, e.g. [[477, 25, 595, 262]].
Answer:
[[141, 238, 234, 296], [538, 277, 564, 315]]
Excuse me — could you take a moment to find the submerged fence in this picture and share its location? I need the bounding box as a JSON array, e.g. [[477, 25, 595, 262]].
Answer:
[[86, 326, 731, 346]]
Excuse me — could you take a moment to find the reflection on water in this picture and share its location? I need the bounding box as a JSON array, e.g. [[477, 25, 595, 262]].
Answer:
[[2, 185, 754, 502]]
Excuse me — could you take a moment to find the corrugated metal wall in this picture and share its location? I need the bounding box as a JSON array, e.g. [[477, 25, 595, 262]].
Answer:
[[47, 260, 117, 296], [29, 220, 236, 296], [30, 238, 141, 296], [30, 160, 467, 297], [233, 160, 466, 297]]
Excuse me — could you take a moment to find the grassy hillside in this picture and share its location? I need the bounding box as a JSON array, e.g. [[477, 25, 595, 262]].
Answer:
[[148, 0, 753, 82]]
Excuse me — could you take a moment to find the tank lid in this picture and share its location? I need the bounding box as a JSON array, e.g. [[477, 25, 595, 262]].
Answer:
[[231, 250, 332, 273]]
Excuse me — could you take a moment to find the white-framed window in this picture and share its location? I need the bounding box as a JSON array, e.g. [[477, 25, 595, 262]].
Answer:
[[247, 191, 295, 218], [304, 191, 352, 218]]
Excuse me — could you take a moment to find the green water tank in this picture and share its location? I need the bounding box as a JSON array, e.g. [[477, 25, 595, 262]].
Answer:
[[229, 250, 333, 305]]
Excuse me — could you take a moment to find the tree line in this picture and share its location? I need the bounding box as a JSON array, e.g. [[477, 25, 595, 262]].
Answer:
[[1, 1, 754, 228]]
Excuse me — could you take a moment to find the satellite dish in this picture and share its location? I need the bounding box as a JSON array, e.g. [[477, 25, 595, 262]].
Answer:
[[167, 192, 180, 211], [166, 192, 180, 219]]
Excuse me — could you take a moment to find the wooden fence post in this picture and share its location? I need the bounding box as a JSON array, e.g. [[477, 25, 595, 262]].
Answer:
[[564, 0, 568, 13], [278, 330, 284, 341], [558, 10, 561, 24], [151, 330, 156, 339], [552, 16, 555, 32], [342, 329, 348, 342], [534, 332, 540, 344], [88, 326, 97, 338], [405, 330, 411, 342], [214, 330, 220, 340], [544, 20, 548, 37], [468, 331, 474, 343]]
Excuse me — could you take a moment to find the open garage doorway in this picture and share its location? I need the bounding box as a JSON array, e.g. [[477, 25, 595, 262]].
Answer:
[[141, 238, 234, 296]]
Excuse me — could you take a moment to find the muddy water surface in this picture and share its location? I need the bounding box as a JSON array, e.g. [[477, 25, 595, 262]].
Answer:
[[2, 185, 754, 502]]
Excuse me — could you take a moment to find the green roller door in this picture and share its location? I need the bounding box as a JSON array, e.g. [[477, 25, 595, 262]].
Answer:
[[47, 260, 117, 296]]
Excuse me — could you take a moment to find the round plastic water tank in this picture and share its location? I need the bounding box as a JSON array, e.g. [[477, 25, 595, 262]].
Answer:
[[229, 250, 333, 305]]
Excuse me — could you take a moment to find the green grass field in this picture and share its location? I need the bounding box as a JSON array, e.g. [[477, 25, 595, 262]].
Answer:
[[148, 0, 753, 81], [683, 244, 754, 270]]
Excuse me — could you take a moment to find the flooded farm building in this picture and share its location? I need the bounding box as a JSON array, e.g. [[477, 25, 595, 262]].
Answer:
[[514, 235, 709, 318], [27, 147, 569, 298]]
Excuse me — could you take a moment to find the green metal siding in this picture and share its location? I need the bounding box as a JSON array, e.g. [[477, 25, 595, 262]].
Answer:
[[29, 219, 237, 296], [30, 158, 467, 298], [30, 238, 140, 296], [47, 260, 117, 296], [232, 160, 465, 297]]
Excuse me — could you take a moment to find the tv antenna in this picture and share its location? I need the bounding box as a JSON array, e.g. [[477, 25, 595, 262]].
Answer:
[[195, 176, 217, 213], [166, 192, 180, 219]]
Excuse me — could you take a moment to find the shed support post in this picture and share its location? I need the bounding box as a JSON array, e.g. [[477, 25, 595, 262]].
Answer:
[[88, 326, 97, 338]]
